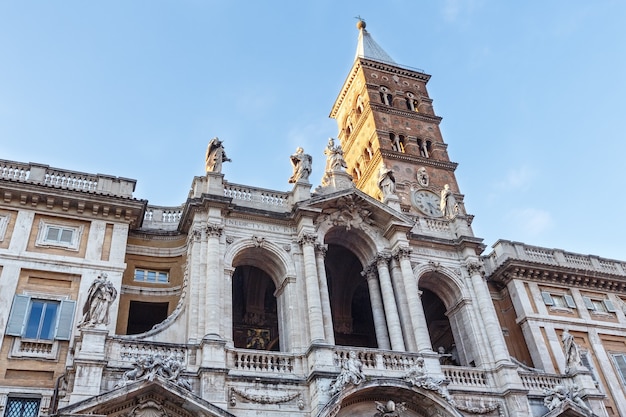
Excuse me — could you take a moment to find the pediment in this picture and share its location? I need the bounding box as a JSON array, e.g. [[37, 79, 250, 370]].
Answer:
[[542, 400, 593, 417], [58, 378, 236, 417], [303, 188, 414, 234]]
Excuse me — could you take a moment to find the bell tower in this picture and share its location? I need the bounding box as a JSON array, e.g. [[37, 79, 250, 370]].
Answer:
[[330, 20, 464, 219]]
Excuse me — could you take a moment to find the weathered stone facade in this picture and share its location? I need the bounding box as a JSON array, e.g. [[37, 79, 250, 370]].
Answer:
[[0, 20, 623, 417]]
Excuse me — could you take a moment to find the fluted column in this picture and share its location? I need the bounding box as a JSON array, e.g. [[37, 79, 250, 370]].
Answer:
[[298, 233, 326, 342], [389, 256, 417, 351], [362, 265, 390, 350], [205, 222, 223, 337], [395, 247, 432, 352], [188, 227, 204, 342], [374, 253, 405, 351], [466, 260, 509, 364], [315, 243, 335, 345]]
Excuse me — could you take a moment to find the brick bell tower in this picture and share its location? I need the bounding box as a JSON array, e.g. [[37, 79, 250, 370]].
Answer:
[[330, 19, 465, 220]]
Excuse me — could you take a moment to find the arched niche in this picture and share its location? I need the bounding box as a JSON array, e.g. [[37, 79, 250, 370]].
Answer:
[[225, 238, 295, 352], [417, 268, 481, 367], [323, 226, 379, 348]]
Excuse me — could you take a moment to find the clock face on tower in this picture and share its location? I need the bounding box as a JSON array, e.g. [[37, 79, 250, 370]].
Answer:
[[411, 190, 443, 217]]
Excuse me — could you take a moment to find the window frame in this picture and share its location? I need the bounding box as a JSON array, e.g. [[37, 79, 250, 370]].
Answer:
[[4, 397, 41, 417], [35, 220, 83, 250], [133, 268, 169, 284], [541, 290, 576, 310], [6, 294, 75, 341], [0, 213, 9, 242], [610, 353, 626, 385]]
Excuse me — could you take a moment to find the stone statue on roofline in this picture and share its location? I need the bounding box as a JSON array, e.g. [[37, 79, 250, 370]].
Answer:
[[324, 137, 347, 173], [288, 147, 312, 184], [205, 137, 231, 173]]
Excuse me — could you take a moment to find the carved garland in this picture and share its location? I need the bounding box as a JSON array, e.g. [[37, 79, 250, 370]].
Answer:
[[229, 387, 304, 409]]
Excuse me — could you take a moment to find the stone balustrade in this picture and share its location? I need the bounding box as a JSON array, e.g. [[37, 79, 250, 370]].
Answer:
[[518, 371, 563, 394], [223, 182, 290, 212], [0, 159, 136, 198], [143, 205, 184, 230], [484, 240, 626, 277], [228, 349, 305, 376], [442, 366, 488, 387]]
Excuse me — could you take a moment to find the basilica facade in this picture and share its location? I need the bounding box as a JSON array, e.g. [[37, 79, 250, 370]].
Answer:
[[0, 21, 624, 417]]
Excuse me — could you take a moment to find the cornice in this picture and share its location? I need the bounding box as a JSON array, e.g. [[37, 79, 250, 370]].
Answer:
[[379, 150, 458, 171], [489, 259, 626, 293], [369, 103, 442, 125], [360, 59, 431, 82], [0, 179, 146, 228]]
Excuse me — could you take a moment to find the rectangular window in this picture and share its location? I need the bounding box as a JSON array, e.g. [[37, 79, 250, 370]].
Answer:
[[583, 296, 617, 313], [541, 291, 576, 309], [36, 220, 82, 250], [6, 295, 75, 341], [611, 353, 626, 384], [5, 398, 40, 417], [134, 269, 169, 283]]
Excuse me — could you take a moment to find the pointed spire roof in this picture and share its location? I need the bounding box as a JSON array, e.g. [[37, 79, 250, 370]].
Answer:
[[354, 19, 396, 64]]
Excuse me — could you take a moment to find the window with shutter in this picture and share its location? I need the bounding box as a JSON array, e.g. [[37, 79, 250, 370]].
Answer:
[[611, 354, 626, 384]]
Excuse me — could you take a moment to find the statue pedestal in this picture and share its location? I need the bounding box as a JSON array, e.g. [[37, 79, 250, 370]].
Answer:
[[75, 326, 108, 360], [319, 170, 354, 194], [383, 194, 401, 211], [69, 327, 109, 404], [291, 180, 311, 203]]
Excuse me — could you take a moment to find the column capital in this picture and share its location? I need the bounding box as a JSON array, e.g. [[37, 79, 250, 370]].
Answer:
[[393, 246, 412, 261], [314, 243, 328, 256], [191, 227, 203, 241], [465, 260, 485, 277], [206, 223, 224, 237], [361, 264, 378, 279], [297, 233, 318, 246], [374, 252, 392, 266]]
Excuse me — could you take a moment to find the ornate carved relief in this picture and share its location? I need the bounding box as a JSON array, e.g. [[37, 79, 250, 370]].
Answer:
[[125, 399, 169, 417], [404, 356, 454, 405], [116, 354, 191, 391], [315, 195, 374, 231], [375, 400, 406, 417], [328, 351, 365, 395]]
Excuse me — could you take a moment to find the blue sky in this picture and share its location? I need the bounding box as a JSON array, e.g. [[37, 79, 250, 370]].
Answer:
[[2, 1, 625, 260]]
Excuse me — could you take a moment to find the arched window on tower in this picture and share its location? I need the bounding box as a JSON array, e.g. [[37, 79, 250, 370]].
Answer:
[[418, 138, 431, 158], [345, 116, 353, 137], [379, 87, 392, 106], [390, 133, 405, 153], [352, 163, 361, 181], [356, 96, 364, 116], [406, 92, 418, 111], [363, 141, 373, 161]]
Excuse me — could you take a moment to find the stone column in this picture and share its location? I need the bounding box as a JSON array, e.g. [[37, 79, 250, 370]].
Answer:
[[389, 256, 417, 351], [187, 227, 204, 343], [395, 247, 432, 353], [466, 260, 509, 364], [205, 222, 223, 338], [362, 265, 391, 350], [298, 233, 325, 343], [374, 253, 405, 351], [315, 244, 335, 345]]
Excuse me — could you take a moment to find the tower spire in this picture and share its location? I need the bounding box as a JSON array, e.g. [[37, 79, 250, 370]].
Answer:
[[354, 19, 396, 64]]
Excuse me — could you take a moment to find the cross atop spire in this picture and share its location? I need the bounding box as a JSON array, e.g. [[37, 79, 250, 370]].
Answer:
[[354, 20, 396, 64]]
